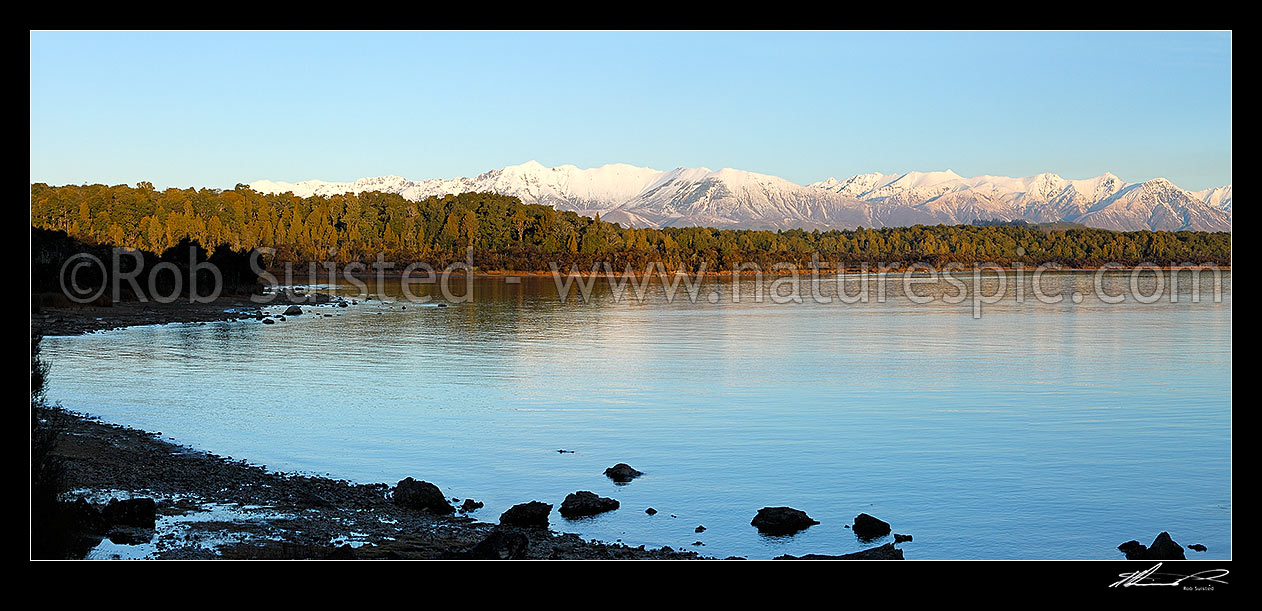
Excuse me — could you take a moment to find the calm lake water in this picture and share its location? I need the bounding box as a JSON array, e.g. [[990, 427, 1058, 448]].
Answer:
[[42, 271, 1232, 559]]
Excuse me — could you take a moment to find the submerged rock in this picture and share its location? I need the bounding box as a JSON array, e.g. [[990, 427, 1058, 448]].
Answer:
[[392, 478, 454, 514], [499, 501, 552, 528], [776, 544, 905, 560], [460, 499, 484, 513], [604, 463, 643, 483], [852, 513, 891, 540], [894, 533, 913, 543], [695, 525, 706, 533], [751, 507, 819, 535], [283, 305, 303, 316], [645, 507, 658, 515], [1118, 531, 1187, 560], [1188, 543, 1208, 552], [559, 491, 620, 519]]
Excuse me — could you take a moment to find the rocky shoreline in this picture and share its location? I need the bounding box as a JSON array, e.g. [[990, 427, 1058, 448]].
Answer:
[[32, 289, 353, 337], [47, 408, 708, 560]]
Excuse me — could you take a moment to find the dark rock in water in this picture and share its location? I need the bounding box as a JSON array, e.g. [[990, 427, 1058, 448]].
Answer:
[[776, 544, 905, 560], [692, 541, 705, 546], [559, 491, 620, 518], [102, 498, 156, 528], [283, 305, 303, 316], [392, 478, 454, 514], [437, 303, 449, 308], [604, 463, 643, 483], [326, 544, 356, 560], [556, 449, 574, 454], [695, 525, 706, 533], [1188, 543, 1208, 552], [645, 507, 658, 515], [277, 315, 286, 321], [499, 501, 552, 528], [894, 533, 913, 543], [453, 528, 529, 560], [852, 513, 891, 540], [262, 318, 275, 324], [67, 497, 108, 534], [751, 507, 819, 535], [1118, 532, 1186, 560], [337, 301, 348, 308], [460, 499, 484, 513], [1146, 531, 1186, 560]]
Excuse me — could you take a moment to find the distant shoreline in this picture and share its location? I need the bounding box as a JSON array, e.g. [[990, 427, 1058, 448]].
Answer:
[[275, 265, 1231, 280]]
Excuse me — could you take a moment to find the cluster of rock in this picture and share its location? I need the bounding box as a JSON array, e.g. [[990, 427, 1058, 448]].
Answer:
[[746, 507, 911, 559], [1117, 532, 1197, 560], [253, 291, 354, 324], [389, 462, 916, 559], [274, 289, 338, 305]]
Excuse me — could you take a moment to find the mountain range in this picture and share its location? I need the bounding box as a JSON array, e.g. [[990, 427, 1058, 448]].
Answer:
[[249, 161, 1231, 232]]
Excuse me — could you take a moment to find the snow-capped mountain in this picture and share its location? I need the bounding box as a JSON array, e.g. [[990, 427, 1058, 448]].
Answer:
[[249, 162, 1231, 232], [809, 169, 1229, 231], [1192, 185, 1232, 211]]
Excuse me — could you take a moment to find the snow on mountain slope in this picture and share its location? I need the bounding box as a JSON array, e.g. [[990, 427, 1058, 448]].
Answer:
[[812, 169, 1228, 231], [1078, 178, 1232, 232], [1193, 185, 1232, 211], [610, 167, 871, 229], [249, 163, 1231, 232]]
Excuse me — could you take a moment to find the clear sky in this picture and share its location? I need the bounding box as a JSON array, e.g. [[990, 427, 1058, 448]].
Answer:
[[30, 31, 1232, 191]]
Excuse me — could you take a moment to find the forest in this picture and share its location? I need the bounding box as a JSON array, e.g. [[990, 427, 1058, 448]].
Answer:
[[31, 182, 1233, 271]]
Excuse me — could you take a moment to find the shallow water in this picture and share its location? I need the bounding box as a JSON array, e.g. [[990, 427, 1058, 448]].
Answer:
[[42, 271, 1232, 559]]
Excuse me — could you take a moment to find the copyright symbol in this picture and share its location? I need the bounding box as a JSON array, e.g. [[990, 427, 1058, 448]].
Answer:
[[59, 253, 107, 304]]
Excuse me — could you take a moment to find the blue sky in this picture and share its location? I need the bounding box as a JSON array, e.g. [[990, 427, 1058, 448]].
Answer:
[[30, 31, 1232, 190]]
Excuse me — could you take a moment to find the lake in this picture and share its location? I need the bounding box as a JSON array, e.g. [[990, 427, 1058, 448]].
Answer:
[[41, 270, 1232, 559]]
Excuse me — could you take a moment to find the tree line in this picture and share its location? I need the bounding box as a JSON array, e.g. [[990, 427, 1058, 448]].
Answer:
[[31, 182, 1232, 270]]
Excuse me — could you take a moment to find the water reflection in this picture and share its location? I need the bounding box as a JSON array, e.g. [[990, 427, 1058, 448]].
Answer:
[[42, 272, 1231, 559]]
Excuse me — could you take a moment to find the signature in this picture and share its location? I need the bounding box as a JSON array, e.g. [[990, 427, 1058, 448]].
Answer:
[[1109, 563, 1230, 588]]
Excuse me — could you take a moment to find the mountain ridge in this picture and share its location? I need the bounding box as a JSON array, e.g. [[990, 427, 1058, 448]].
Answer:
[[248, 162, 1231, 232]]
